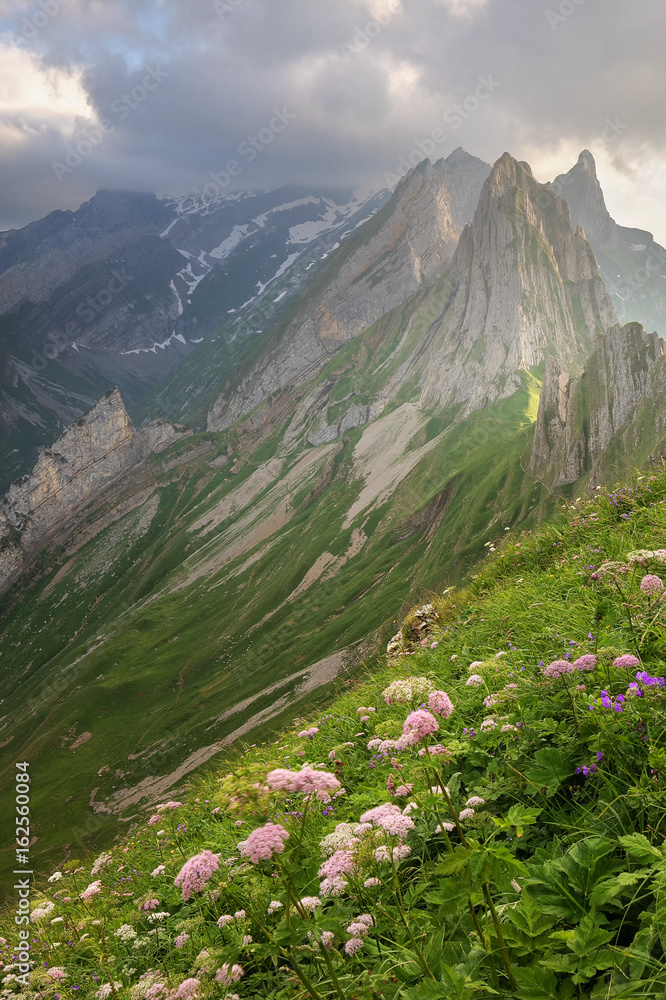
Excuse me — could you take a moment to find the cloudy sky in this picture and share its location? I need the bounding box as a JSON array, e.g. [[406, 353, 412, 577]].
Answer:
[[1, 0, 664, 243]]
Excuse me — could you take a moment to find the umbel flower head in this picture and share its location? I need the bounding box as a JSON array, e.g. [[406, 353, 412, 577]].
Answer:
[[402, 709, 439, 741], [239, 822, 289, 863], [543, 660, 574, 678], [174, 850, 220, 901], [640, 574, 664, 595], [266, 767, 340, 794], [428, 690, 454, 718]]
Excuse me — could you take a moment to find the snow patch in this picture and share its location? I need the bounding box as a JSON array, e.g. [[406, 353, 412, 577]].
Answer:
[[159, 218, 178, 238], [208, 224, 252, 260]]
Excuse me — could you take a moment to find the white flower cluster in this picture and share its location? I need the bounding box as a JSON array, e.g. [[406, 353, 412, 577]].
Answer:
[[90, 851, 113, 876], [382, 676, 435, 705], [627, 549, 666, 565], [114, 924, 138, 941], [147, 912, 170, 924], [319, 823, 360, 856], [30, 901, 55, 922]]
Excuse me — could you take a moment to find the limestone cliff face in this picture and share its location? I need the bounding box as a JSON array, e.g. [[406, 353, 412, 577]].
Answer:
[[409, 153, 618, 415], [0, 388, 188, 592], [207, 156, 487, 432], [529, 323, 666, 487], [554, 150, 666, 338]]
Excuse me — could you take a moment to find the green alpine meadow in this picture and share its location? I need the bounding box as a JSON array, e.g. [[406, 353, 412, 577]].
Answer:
[[3, 468, 666, 997]]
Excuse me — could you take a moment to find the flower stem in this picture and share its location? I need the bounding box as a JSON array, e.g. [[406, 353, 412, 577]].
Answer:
[[482, 883, 517, 992]]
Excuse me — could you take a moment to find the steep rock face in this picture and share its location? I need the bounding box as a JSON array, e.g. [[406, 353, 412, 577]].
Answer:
[[554, 151, 666, 337], [433, 147, 492, 226], [403, 153, 617, 414], [207, 156, 490, 431], [0, 388, 188, 592], [529, 322, 666, 487]]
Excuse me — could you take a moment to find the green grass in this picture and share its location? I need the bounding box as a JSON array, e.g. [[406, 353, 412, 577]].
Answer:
[[5, 466, 666, 997]]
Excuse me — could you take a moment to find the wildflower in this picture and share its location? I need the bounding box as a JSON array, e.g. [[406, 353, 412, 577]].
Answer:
[[573, 654, 596, 671], [114, 924, 137, 942], [78, 880, 103, 902], [403, 709, 439, 741], [480, 718, 497, 731], [466, 674, 484, 686], [267, 900, 283, 914], [174, 932, 190, 948], [428, 690, 454, 718], [31, 901, 56, 919], [175, 978, 200, 998], [90, 852, 113, 876], [174, 850, 220, 901], [466, 796, 485, 807], [234, 910, 246, 920], [614, 654, 640, 670], [641, 574, 664, 595], [318, 850, 356, 879], [347, 921, 371, 937], [148, 815, 161, 825], [374, 846, 391, 862], [458, 808, 475, 821], [147, 912, 170, 924], [215, 965, 243, 986], [46, 969, 67, 981], [138, 899, 160, 912], [266, 767, 340, 794], [217, 915, 234, 928], [392, 844, 411, 860], [382, 676, 435, 705], [345, 937, 364, 956], [543, 659, 574, 678], [299, 897, 322, 913], [469, 661, 484, 670], [243, 935, 253, 946], [240, 823, 289, 863], [48, 872, 64, 883], [360, 803, 415, 838], [320, 875, 348, 897], [483, 694, 499, 708], [436, 822, 455, 833], [418, 744, 451, 758], [364, 878, 381, 887], [157, 800, 183, 811], [151, 865, 166, 877]]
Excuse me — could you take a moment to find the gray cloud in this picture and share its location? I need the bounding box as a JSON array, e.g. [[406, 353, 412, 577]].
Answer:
[[1, 0, 665, 242]]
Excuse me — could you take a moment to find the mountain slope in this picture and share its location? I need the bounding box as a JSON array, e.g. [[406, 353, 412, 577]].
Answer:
[[530, 321, 666, 488], [0, 149, 642, 868], [554, 150, 666, 337]]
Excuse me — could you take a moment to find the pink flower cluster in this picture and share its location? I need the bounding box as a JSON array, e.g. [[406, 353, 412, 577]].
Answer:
[[641, 574, 664, 595], [138, 899, 160, 912], [360, 803, 415, 838], [174, 980, 198, 999], [418, 745, 450, 758], [156, 801, 182, 811], [298, 727, 320, 738], [402, 709, 439, 742], [428, 690, 454, 718], [614, 654, 640, 669], [318, 850, 356, 880], [466, 674, 484, 687], [266, 767, 341, 794], [573, 654, 596, 671], [215, 965, 243, 986], [240, 823, 289, 863], [543, 659, 574, 678], [174, 850, 220, 901], [80, 880, 102, 900]]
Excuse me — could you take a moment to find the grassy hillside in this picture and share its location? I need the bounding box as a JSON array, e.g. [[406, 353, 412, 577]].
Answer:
[[4, 466, 666, 997], [0, 367, 553, 873]]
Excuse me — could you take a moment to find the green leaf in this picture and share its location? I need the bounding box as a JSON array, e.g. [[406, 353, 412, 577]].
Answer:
[[526, 748, 574, 796], [505, 804, 542, 838], [425, 881, 470, 910], [435, 846, 471, 876], [619, 832, 665, 864], [513, 965, 574, 1000], [507, 890, 557, 939]]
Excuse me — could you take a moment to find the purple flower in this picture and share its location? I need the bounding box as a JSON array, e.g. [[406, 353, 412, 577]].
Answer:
[[640, 574, 664, 595]]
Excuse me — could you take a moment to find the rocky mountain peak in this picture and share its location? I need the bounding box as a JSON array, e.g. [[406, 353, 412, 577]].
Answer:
[[553, 148, 616, 247]]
